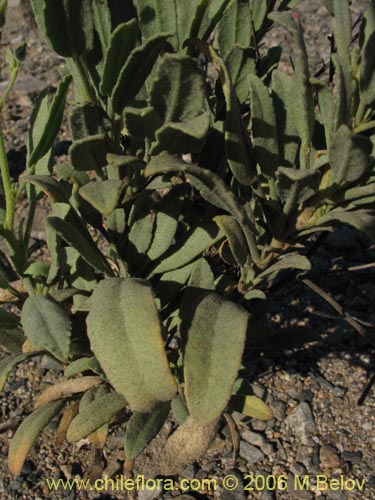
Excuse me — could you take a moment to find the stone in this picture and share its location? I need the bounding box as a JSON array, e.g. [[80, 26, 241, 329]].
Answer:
[[269, 401, 286, 421], [251, 419, 267, 431], [241, 430, 267, 448], [138, 488, 162, 500], [319, 446, 340, 468], [340, 451, 363, 464], [221, 470, 245, 500], [239, 442, 265, 464], [284, 403, 316, 445]]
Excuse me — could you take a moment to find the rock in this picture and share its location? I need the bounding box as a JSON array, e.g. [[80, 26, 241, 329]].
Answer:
[[298, 389, 314, 402], [269, 401, 286, 421], [221, 470, 245, 500], [239, 442, 265, 464], [138, 488, 162, 500], [251, 419, 268, 431], [260, 491, 275, 500], [296, 445, 308, 463], [181, 464, 196, 479], [341, 451, 363, 463], [241, 430, 267, 448], [284, 403, 316, 445], [0, 75, 45, 95], [319, 446, 340, 468]]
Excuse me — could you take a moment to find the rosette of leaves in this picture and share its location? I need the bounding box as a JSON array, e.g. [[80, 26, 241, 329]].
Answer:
[[2, 0, 276, 478]]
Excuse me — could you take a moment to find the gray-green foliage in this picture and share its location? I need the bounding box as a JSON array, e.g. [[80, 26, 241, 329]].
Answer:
[[1, 0, 375, 478]]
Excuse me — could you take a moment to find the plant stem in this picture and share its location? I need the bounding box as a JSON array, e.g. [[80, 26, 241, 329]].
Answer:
[[0, 122, 15, 230], [354, 119, 375, 134]]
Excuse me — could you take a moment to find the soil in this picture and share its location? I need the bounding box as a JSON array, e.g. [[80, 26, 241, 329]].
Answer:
[[0, 1, 374, 500]]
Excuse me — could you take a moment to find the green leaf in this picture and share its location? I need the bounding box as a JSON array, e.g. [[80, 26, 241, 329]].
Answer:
[[92, 0, 112, 50], [133, 0, 177, 47], [65, 356, 103, 378], [145, 153, 259, 265], [0, 327, 26, 353], [192, 40, 256, 185], [125, 402, 170, 460], [332, 0, 352, 63], [249, 74, 279, 177], [0, 310, 20, 329], [23, 176, 68, 203], [69, 103, 112, 142], [8, 400, 65, 476], [31, 0, 94, 57], [100, 19, 139, 96], [150, 219, 223, 276], [147, 190, 182, 261], [156, 262, 196, 308], [147, 53, 211, 155], [23, 261, 50, 278], [254, 254, 311, 285], [225, 45, 256, 104], [0, 353, 30, 391], [271, 70, 299, 166], [276, 166, 321, 205], [79, 180, 123, 216], [87, 278, 178, 412], [229, 394, 273, 420], [46, 217, 113, 275], [359, 0, 375, 110], [28, 75, 72, 167], [317, 209, 375, 242], [67, 391, 126, 442], [329, 125, 371, 185], [21, 295, 72, 362], [268, 11, 314, 167], [214, 215, 248, 268], [318, 86, 334, 148], [171, 396, 189, 425], [184, 293, 250, 424], [111, 33, 171, 114], [70, 134, 115, 172], [215, 0, 252, 59], [35, 376, 102, 408]]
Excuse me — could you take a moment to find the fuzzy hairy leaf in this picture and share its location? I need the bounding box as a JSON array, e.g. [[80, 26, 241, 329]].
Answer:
[[329, 125, 371, 185], [28, 75, 71, 167], [0, 353, 30, 391], [8, 400, 65, 476], [35, 377, 102, 409], [317, 209, 375, 242], [23, 176, 68, 203], [0, 310, 20, 329], [171, 396, 189, 425], [158, 415, 218, 475], [100, 19, 138, 96], [65, 357, 103, 378], [276, 166, 321, 205], [31, 0, 94, 57], [111, 33, 171, 114], [271, 70, 299, 166], [147, 190, 182, 261], [21, 296, 71, 362], [150, 219, 222, 276], [192, 40, 256, 185], [214, 215, 247, 268], [70, 134, 115, 172], [0, 327, 26, 353], [147, 54, 211, 154], [46, 217, 113, 275], [254, 254, 311, 285], [87, 278, 177, 411], [79, 180, 123, 216], [67, 392, 126, 441], [184, 293, 249, 424], [225, 45, 256, 104], [229, 394, 273, 420], [359, 0, 375, 110], [249, 74, 279, 177], [215, 0, 252, 58], [125, 402, 170, 461], [268, 11, 314, 167]]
